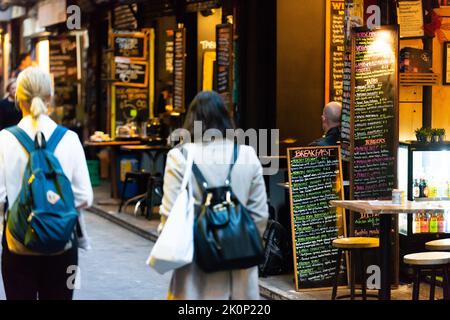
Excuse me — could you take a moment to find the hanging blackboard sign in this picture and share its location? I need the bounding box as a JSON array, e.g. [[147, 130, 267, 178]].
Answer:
[[349, 26, 399, 236], [287, 146, 346, 291], [341, 51, 352, 162], [325, 0, 345, 103], [114, 86, 149, 126], [113, 33, 147, 60], [173, 27, 186, 112], [216, 23, 233, 110], [113, 57, 148, 88], [49, 35, 78, 82]]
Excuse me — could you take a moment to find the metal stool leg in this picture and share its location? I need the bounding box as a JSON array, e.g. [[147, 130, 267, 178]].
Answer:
[[119, 175, 130, 212], [350, 250, 356, 300], [443, 265, 450, 300], [331, 249, 343, 300], [146, 176, 155, 219], [430, 267, 436, 301], [360, 249, 367, 300], [412, 267, 421, 301]]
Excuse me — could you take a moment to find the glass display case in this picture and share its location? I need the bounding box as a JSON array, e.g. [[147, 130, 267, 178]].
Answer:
[[398, 142, 450, 276]]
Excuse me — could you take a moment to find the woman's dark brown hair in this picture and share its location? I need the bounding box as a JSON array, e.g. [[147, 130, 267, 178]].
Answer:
[[182, 91, 235, 141]]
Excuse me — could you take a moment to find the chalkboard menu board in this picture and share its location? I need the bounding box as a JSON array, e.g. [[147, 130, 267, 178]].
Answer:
[[173, 28, 186, 112], [216, 24, 233, 110], [49, 35, 78, 121], [113, 4, 138, 30], [114, 57, 148, 88], [50, 36, 78, 82], [349, 26, 399, 236], [287, 146, 346, 291], [115, 86, 149, 126], [113, 34, 147, 60], [185, 0, 221, 12], [325, 0, 345, 103]]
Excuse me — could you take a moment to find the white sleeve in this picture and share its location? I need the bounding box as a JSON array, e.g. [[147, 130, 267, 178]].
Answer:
[[159, 147, 185, 218], [0, 143, 6, 205], [68, 132, 94, 208]]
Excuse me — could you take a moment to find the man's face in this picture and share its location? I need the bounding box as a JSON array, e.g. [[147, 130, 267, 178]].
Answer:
[[321, 113, 327, 132], [8, 82, 17, 98]]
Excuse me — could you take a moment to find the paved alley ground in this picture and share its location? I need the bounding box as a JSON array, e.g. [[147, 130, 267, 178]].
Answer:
[[0, 212, 171, 300]]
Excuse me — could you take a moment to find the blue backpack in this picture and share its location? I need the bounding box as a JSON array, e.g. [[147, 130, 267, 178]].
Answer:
[[5, 126, 79, 255]]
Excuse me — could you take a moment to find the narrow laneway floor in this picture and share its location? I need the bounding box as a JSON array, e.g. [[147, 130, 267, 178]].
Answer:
[[0, 212, 171, 300]]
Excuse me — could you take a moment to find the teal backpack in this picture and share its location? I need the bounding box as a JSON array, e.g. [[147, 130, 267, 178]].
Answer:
[[5, 126, 79, 255]]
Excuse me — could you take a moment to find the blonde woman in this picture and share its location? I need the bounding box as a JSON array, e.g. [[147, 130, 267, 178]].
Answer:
[[0, 67, 93, 300]]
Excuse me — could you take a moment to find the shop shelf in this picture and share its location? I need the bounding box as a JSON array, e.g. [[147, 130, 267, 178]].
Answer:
[[414, 197, 450, 202], [400, 72, 440, 86]]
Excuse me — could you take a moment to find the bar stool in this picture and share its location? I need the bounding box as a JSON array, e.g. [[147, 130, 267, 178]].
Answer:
[[331, 237, 379, 300], [403, 252, 450, 300], [426, 239, 450, 252], [118, 171, 151, 213]]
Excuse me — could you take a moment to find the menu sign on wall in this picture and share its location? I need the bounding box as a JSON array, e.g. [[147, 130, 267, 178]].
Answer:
[[114, 57, 148, 88], [349, 26, 399, 235], [49, 35, 78, 121], [287, 146, 346, 290], [341, 52, 352, 162], [49, 35, 78, 81], [216, 24, 233, 110], [325, 0, 345, 103], [173, 28, 186, 112], [115, 86, 149, 126], [397, 0, 424, 39], [113, 34, 147, 60]]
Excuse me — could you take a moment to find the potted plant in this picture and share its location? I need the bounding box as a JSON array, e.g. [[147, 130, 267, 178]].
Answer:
[[436, 128, 446, 142], [431, 129, 440, 143], [415, 127, 431, 143]]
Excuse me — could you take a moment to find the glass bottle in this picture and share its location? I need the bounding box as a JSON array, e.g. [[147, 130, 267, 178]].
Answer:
[[414, 214, 421, 234], [413, 179, 420, 199], [419, 179, 425, 198], [421, 213, 429, 233], [430, 213, 438, 233], [423, 179, 429, 198], [438, 213, 446, 233]]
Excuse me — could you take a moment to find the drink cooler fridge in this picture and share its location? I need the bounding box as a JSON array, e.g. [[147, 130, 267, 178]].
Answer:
[[398, 142, 450, 278]]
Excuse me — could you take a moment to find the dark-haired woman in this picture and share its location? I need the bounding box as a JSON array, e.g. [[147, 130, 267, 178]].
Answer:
[[159, 91, 268, 300]]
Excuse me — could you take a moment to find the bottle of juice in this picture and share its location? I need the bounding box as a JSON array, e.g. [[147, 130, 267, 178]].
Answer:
[[430, 213, 438, 233], [414, 214, 421, 234], [438, 213, 446, 233], [429, 178, 438, 199], [421, 213, 429, 233]]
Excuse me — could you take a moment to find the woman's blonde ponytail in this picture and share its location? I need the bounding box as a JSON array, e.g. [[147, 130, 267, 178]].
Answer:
[[30, 96, 48, 118]]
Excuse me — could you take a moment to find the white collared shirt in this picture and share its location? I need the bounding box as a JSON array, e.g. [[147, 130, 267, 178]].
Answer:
[[0, 115, 93, 208]]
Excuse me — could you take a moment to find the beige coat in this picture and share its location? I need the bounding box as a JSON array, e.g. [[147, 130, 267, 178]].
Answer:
[[160, 140, 268, 300]]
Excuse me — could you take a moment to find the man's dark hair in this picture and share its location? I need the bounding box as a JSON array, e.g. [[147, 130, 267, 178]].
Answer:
[[182, 91, 235, 139]]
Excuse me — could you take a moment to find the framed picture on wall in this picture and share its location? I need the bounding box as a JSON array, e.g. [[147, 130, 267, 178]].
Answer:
[[443, 42, 450, 85]]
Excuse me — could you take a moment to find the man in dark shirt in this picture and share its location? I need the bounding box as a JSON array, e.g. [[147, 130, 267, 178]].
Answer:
[[0, 78, 22, 131], [309, 101, 342, 146]]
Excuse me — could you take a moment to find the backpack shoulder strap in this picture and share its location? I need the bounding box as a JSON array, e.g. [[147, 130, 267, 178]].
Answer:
[[192, 143, 239, 191], [46, 126, 68, 153], [192, 162, 208, 192], [5, 126, 35, 154], [225, 143, 239, 185]]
